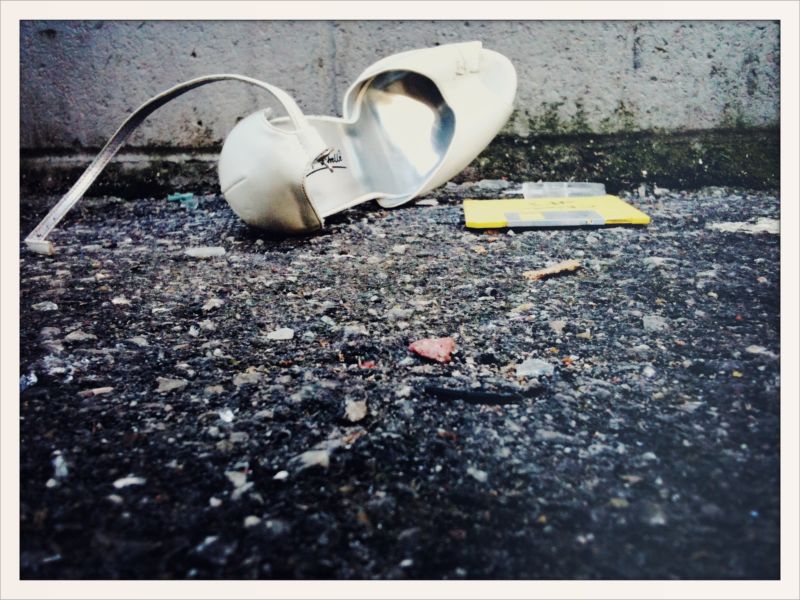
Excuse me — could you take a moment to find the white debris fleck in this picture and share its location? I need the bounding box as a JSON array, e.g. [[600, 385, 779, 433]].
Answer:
[[209, 497, 222, 507], [294, 449, 330, 470], [266, 327, 295, 341], [467, 467, 488, 483], [706, 217, 779, 235], [156, 377, 188, 393], [273, 470, 289, 481], [344, 399, 368, 422], [128, 336, 149, 347], [52, 454, 69, 480], [64, 330, 97, 342], [111, 296, 131, 305], [112, 476, 146, 489], [225, 470, 248, 488], [642, 315, 669, 332], [185, 246, 226, 258], [32, 301, 58, 311], [516, 358, 554, 378], [243, 515, 261, 528], [202, 298, 224, 311], [218, 408, 234, 423], [745, 345, 778, 358]]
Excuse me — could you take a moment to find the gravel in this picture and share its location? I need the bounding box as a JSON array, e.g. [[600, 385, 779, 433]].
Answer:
[[19, 185, 780, 579]]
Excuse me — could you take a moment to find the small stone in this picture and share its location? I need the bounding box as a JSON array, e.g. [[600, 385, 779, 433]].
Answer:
[[549, 320, 566, 334], [273, 470, 289, 481], [128, 336, 149, 347], [218, 408, 234, 423], [344, 399, 368, 422], [535, 429, 574, 443], [516, 358, 554, 378], [642, 365, 657, 378], [112, 476, 146, 489], [64, 330, 97, 342], [185, 246, 226, 258], [202, 298, 224, 311], [642, 315, 668, 332], [476, 179, 510, 191], [32, 301, 58, 311], [78, 386, 114, 398], [199, 319, 216, 332], [111, 296, 131, 305], [416, 198, 439, 207], [106, 494, 124, 504], [225, 470, 247, 488], [643, 257, 668, 269], [294, 449, 330, 470], [229, 431, 249, 444], [266, 327, 295, 341], [233, 368, 263, 387], [156, 377, 188, 393], [467, 467, 488, 483], [243, 515, 261, 528], [343, 323, 368, 337], [391, 244, 408, 255], [408, 337, 455, 363], [209, 497, 222, 507], [642, 502, 668, 526], [46, 478, 58, 488], [609, 497, 630, 508], [400, 558, 414, 568]]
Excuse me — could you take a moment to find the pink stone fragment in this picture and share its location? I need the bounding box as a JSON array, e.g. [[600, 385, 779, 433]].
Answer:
[[408, 337, 456, 363]]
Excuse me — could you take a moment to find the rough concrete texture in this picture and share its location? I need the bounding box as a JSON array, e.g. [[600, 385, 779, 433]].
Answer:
[[19, 184, 780, 579], [20, 20, 779, 150]]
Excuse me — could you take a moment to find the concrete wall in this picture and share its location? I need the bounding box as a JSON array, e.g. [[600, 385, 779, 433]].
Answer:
[[20, 20, 780, 151]]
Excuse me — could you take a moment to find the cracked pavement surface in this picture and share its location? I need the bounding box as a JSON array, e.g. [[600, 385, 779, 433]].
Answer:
[[19, 185, 780, 579]]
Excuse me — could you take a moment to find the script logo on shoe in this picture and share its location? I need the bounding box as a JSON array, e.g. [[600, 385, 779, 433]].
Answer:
[[308, 148, 347, 176]]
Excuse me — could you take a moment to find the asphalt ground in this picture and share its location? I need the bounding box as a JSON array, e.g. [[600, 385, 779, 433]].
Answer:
[[18, 184, 780, 579]]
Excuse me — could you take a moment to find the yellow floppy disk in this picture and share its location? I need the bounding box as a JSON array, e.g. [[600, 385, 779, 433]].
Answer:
[[463, 195, 651, 229]]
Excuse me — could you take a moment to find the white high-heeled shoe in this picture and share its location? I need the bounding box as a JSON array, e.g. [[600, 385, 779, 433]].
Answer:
[[25, 41, 516, 254]]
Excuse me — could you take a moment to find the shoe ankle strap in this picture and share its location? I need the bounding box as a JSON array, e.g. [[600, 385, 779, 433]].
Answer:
[[24, 74, 325, 255]]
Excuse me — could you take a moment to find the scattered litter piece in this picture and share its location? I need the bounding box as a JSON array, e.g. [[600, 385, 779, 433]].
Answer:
[[706, 217, 779, 235], [202, 298, 224, 311], [523, 260, 581, 281], [225, 470, 248, 488], [243, 515, 261, 528], [266, 327, 295, 341], [293, 449, 330, 470], [78, 386, 114, 398], [156, 377, 188, 393], [113, 475, 146, 489], [745, 345, 778, 358], [464, 195, 650, 228], [185, 246, 226, 258], [64, 330, 97, 342], [344, 399, 368, 422], [416, 198, 439, 207], [516, 358, 554, 378], [467, 467, 488, 483], [32, 301, 58, 312], [409, 337, 456, 363]]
